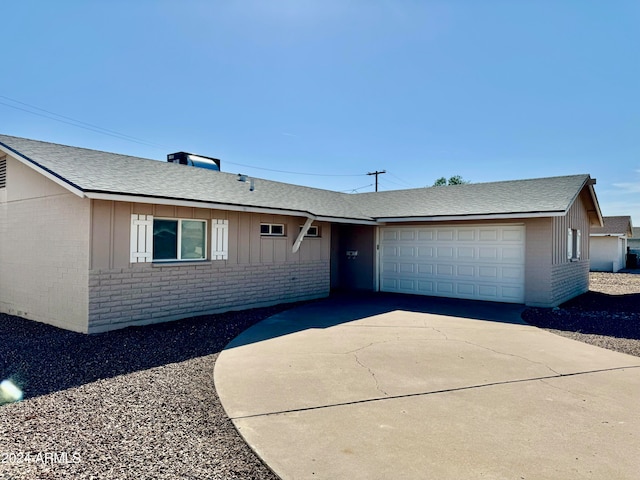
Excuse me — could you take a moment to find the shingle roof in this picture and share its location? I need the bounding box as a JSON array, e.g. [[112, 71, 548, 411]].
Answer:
[[0, 134, 369, 221], [354, 175, 591, 219], [0, 134, 596, 223], [591, 216, 633, 236]]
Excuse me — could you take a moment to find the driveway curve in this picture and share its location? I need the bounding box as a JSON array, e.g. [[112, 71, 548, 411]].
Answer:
[[214, 294, 640, 480]]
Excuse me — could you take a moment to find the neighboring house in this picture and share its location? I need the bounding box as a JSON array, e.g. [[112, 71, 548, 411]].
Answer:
[[628, 227, 640, 258], [0, 134, 603, 333], [589, 216, 633, 272]]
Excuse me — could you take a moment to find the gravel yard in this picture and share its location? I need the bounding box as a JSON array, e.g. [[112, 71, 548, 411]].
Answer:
[[0, 306, 295, 479], [1, 272, 639, 479], [522, 271, 640, 357]]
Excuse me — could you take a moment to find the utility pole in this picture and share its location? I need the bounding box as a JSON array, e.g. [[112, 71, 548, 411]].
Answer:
[[367, 170, 386, 192]]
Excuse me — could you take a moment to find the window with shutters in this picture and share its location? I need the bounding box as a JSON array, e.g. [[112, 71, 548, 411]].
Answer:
[[153, 218, 206, 261], [130, 215, 228, 263]]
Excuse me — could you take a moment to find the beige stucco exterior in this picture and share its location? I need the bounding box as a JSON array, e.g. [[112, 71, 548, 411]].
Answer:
[[0, 156, 90, 332], [590, 236, 626, 272]]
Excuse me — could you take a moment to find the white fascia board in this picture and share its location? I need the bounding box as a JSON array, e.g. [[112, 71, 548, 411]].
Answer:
[[85, 192, 313, 217], [587, 183, 604, 227], [314, 216, 379, 225], [0, 146, 86, 198], [375, 211, 565, 223], [86, 192, 378, 224]]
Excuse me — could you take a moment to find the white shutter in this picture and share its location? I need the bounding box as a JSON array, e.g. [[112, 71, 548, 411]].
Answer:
[[212, 219, 229, 260], [576, 229, 581, 259], [567, 228, 573, 260], [130, 214, 153, 263]]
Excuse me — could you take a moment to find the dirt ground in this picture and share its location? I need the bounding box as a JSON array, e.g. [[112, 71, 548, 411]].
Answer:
[[522, 271, 640, 357]]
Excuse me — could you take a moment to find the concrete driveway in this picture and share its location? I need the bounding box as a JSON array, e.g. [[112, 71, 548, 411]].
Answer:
[[214, 294, 640, 479]]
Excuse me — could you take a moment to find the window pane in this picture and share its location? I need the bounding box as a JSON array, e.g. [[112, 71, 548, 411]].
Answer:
[[181, 220, 206, 259], [153, 220, 178, 260], [271, 225, 284, 235], [260, 224, 270, 234]]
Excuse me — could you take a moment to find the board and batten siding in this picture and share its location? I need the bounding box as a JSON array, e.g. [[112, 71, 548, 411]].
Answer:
[[548, 191, 591, 305], [88, 200, 330, 332]]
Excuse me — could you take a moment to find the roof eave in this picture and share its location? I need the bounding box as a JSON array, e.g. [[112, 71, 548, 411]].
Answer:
[[0, 143, 86, 198], [583, 179, 603, 227], [85, 191, 378, 224], [375, 211, 566, 223]]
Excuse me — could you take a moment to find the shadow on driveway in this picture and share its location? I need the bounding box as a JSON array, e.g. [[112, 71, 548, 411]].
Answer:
[[226, 291, 525, 349]]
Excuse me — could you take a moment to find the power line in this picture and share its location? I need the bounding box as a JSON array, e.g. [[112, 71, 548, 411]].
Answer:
[[341, 183, 374, 193], [0, 96, 169, 150], [387, 171, 416, 188], [0, 95, 378, 180], [367, 170, 386, 192], [224, 160, 367, 177]]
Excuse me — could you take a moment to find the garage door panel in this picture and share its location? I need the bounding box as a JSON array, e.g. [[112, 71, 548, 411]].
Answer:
[[400, 230, 416, 241], [437, 230, 454, 241], [478, 285, 498, 298], [399, 263, 415, 273], [479, 229, 498, 241], [437, 264, 454, 275], [436, 247, 454, 258], [418, 264, 433, 275], [478, 266, 498, 278], [457, 247, 475, 259], [479, 247, 498, 259], [457, 283, 475, 295], [382, 277, 398, 289], [380, 226, 525, 304], [456, 265, 475, 277], [417, 280, 434, 293], [399, 279, 415, 290], [457, 229, 475, 241], [382, 262, 398, 273], [383, 246, 397, 256]]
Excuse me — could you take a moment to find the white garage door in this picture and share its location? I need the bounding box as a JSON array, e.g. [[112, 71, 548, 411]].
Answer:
[[379, 225, 525, 303]]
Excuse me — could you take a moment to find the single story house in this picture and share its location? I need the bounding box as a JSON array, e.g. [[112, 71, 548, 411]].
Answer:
[[628, 227, 640, 259], [0, 134, 603, 333], [589, 216, 633, 272]]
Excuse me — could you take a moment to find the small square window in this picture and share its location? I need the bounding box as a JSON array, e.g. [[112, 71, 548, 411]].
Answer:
[[300, 225, 319, 237], [260, 223, 285, 236]]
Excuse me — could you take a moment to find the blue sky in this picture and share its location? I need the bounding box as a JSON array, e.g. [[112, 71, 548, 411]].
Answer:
[[2, 1, 639, 224]]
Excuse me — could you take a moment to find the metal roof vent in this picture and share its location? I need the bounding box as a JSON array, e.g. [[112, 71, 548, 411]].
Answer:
[[167, 152, 221, 171]]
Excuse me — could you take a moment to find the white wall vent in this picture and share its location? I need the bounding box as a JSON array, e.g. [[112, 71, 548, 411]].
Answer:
[[0, 157, 6, 188]]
